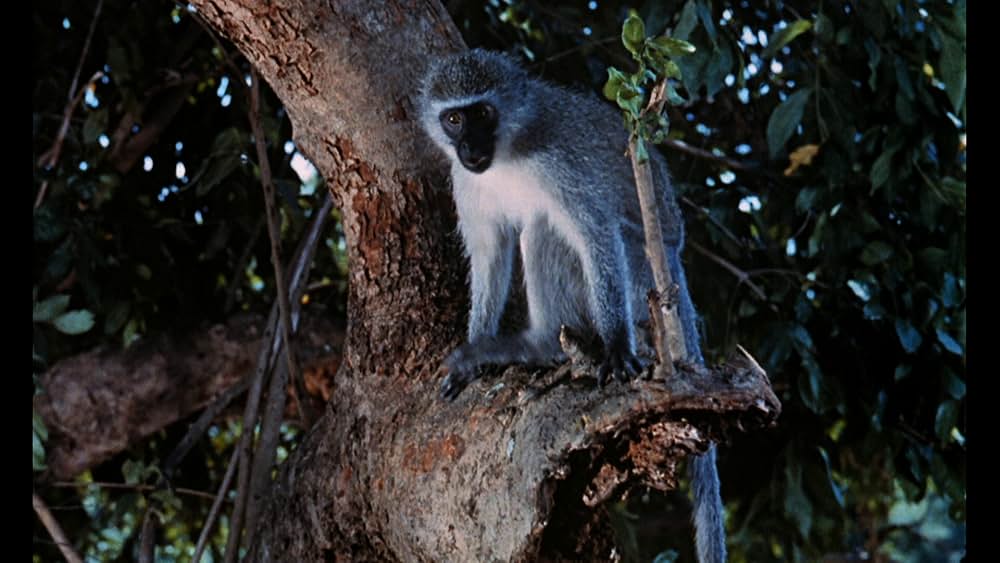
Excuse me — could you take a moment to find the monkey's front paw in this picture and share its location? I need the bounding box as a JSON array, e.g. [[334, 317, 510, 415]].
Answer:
[[597, 341, 643, 386], [439, 347, 482, 401]]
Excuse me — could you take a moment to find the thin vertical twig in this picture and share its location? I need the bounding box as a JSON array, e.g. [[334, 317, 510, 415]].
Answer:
[[138, 509, 156, 563], [35, 0, 105, 210], [629, 80, 690, 373], [248, 68, 308, 428], [192, 444, 240, 563]]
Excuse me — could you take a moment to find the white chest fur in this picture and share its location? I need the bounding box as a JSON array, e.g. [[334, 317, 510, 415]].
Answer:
[[451, 161, 588, 256], [452, 161, 555, 227]]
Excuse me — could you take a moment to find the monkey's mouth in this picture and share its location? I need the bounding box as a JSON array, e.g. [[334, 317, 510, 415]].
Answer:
[[460, 155, 492, 173], [457, 142, 492, 173]]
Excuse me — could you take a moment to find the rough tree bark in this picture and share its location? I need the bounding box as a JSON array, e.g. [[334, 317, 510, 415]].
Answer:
[[178, 1, 780, 561]]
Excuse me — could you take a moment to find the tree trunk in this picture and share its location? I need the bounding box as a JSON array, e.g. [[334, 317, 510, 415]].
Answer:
[[182, 1, 781, 561]]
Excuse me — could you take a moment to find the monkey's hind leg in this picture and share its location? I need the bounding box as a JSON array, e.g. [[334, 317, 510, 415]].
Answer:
[[440, 332, 563, 400]]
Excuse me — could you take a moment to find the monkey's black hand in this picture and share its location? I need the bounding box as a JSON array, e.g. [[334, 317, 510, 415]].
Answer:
[[597, 336, 643, 386], [440, 344, 483, 401]]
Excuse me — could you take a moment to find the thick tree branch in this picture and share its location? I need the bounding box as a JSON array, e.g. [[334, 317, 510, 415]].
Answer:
[[33, 313, 343, 480]]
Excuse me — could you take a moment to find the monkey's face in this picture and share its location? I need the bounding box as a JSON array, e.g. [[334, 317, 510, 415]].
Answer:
[[439, 102, 497, 174]]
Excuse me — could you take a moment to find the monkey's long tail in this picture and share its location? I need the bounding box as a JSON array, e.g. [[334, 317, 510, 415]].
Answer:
[[691, 448, 726, 563], [668, 245, 727, 563]]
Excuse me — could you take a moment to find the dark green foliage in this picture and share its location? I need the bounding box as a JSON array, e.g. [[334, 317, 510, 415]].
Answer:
[[33, 1, 345, 560], [33, 1, 964, 562], [456, 1, 964, 561]]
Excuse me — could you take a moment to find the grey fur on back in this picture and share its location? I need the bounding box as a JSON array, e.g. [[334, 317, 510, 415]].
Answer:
[[418, 49, 725, 563]]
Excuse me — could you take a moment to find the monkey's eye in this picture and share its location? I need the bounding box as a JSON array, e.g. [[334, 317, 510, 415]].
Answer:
[[446, 112, 463, 126], [478, 104, 495, 120]]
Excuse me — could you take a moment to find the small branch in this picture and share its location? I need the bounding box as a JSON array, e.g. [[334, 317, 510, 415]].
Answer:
[[680, 195, 746, 249], [34, 0, 105, 210], [223, 304, 278, 563], [193, 444, 241, 563], [630, 136, 679, 375], [662, 138, 756, 173], [139, 508, 156, 563], [687, 240, 768, 301], [248, 68, 308, 428], [247, 195, 333, 535], [226, 69, 327, 562], [49, 481, 219, 502], [162, 374, 253, 480], [543, 36, 618, 63], [630, 81, 690, 373], [33, 493, 84, 563]]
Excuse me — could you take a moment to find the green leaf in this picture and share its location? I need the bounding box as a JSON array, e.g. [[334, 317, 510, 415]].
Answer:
[[695, 1, 718, 44], [935, 329, 963, 356], [919, 247, 949, 274], [664, 60, 682, 79], [53, 310, 96, 335], [673, 0, 699, 40], [934, 400, 959, 442], [33, 409, 49, 471], [894, 319, 922, 353], [814, 13, 834, 44], [194, 154, 240, 197], [869, 149, 894, 191], [704, 42, 733, 99], [122, 459, 144, 485], [34, 205, 67, 243], [766, 88, 812, 159], [795, 187, 819, 212], [33, 411, 49, 442], [603, 68, 627, 101], [33, 294, 71, 323], [44, 238, 74, 284], [123, 318, 142, 348], [888, 490, 929, 526], [650, 36, 696, 57], [151, 489, 183, 512], [790, 324, 815, 352], [104, 302, 130, 335], [860, 241, 893, 265], [942, 369, 965, 400], [762, 20, 813, 60], [616, 86, 642, 117], [136, 264, 153, 280], [938, 28, 966, 114], [798, 353, 825, 414], [941, 272, 960, 307], [664, 83, 686, 106], [816, 447, 845, 508], [622, 14, 646, 55], [864, 38, 881, 90], [784, 454, 813, 538], [33, 430, 47, 471], [894, 364, 912, 381]]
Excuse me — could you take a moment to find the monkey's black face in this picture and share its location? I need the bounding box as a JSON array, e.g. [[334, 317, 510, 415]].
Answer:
[[439, 102, 497, 173]]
